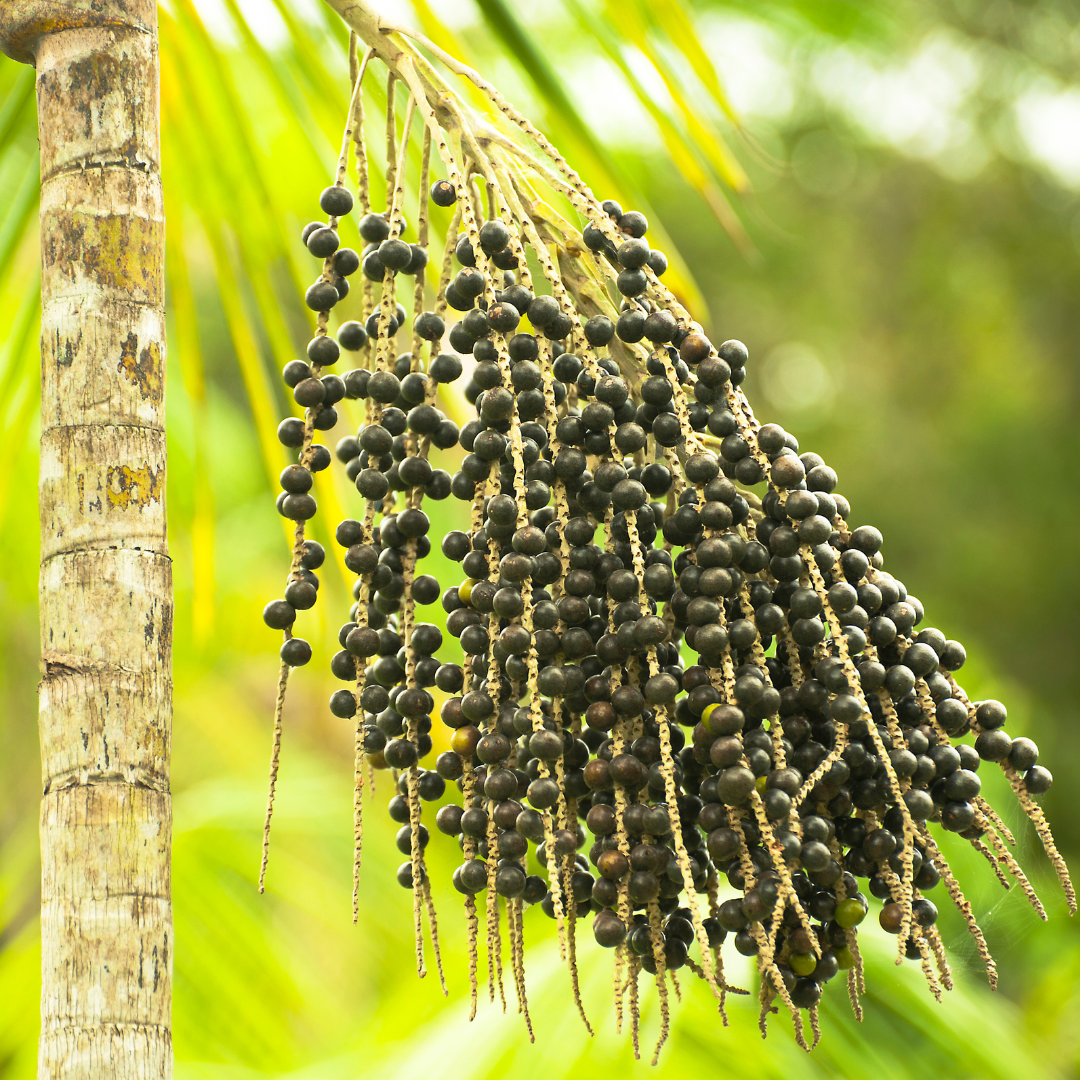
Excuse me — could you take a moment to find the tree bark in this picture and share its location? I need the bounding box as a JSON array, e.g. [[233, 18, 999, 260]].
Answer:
[[0, 3, 172, 1078]]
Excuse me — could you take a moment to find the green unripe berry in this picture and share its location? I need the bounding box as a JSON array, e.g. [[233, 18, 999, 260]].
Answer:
[[834, 898, 867, 928], [834, 946, 855, 969]]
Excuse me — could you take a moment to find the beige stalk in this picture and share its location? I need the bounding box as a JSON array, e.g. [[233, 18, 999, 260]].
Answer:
[[0, 2, 171, 1077]]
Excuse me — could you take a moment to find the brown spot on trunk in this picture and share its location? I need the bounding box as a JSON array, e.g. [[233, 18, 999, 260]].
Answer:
[[158, 603, 172, 665], [106, 462, 164, 509], [53, 52, 124, 141], [119, 329, 137, 370], [117, 331, 161, 402]]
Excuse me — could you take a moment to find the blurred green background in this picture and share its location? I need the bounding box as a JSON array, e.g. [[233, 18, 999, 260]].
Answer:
[[1, 0, 1079, 1075]]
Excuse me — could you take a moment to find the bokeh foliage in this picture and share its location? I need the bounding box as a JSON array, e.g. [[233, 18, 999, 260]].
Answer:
[[1, 0, 1079, 1076]]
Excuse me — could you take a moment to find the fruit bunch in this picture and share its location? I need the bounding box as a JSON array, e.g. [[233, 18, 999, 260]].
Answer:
[[258, 27, 1073, 1059]]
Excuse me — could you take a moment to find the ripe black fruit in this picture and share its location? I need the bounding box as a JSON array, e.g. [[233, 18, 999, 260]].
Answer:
[[320, 185, 354, 216]]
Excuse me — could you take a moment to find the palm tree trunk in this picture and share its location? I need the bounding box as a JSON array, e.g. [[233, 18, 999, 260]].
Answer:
[[0, 3, 172, 1077]]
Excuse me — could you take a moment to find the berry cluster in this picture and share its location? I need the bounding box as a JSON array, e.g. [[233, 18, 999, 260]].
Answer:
[[258, 39, 1073, 1059]]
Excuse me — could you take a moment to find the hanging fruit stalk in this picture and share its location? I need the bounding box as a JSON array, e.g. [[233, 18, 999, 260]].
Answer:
[[258, 0, 1074, 1061]]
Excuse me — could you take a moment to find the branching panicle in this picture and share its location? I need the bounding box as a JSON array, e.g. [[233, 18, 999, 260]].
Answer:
[[255, 8, 1072, 1057]]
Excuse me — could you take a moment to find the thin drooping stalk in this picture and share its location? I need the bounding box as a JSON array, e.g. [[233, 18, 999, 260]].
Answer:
[[0, 2, 173, 1077]]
